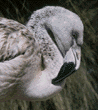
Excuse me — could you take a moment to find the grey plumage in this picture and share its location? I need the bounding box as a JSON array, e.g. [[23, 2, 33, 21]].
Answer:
[[0, 6, 84, 101]]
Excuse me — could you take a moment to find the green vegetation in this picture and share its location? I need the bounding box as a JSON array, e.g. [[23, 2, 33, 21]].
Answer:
[[0, 0, 98, 110]]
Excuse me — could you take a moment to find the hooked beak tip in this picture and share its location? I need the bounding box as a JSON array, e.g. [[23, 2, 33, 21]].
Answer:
[[52, 62, 76, 85], [52, 47, 81, 85]]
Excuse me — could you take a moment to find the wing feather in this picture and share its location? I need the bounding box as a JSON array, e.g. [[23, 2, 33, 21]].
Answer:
[[0, 17, 35, 61], [0, 17, 39, 99]]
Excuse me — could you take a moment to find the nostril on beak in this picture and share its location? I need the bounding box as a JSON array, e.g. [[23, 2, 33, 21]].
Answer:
[[52, 62, 76, 85]]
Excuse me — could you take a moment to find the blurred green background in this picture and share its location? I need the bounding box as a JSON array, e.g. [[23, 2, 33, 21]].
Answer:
[[0, 0, 98, 110]]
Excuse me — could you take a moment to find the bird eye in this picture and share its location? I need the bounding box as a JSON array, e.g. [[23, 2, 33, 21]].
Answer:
[[71, 30, 82, 47], [72, 31, 78, 39], [73, 34, 77, 39]]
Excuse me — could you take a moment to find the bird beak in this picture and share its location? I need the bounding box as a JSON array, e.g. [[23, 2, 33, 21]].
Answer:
[[52, 46, 81, 84]]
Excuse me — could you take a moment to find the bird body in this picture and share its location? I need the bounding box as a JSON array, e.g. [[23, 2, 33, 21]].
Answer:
[[0, 6, 84, 101], [0, 17, 40, 101]]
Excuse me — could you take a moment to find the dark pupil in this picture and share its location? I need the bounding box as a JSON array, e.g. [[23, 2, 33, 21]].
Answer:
[[73, 33, 77, 39], [72, 31, 79, 40]]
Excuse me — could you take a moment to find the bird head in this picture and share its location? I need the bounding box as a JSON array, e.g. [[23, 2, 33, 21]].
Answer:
[[23, 6, 84, 101]]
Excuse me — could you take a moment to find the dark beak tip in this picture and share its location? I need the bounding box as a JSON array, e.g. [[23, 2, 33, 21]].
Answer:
[[52, 79, 56, 85], [52, 78, 64, 85], [52, 78, 61, 84], [52, 62, 76, 85]]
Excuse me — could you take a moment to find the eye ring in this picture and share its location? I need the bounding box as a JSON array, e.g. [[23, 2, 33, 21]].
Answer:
[[73, 34, 77, 39], [72, 31, 78, 39], [72, 30, 79, 39]]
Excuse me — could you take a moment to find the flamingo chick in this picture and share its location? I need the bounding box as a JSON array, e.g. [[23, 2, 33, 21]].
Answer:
[[0, 6, 83, 101]]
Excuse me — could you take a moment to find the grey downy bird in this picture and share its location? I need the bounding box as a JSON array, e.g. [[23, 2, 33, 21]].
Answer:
[[0, 6, 83, 102]]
